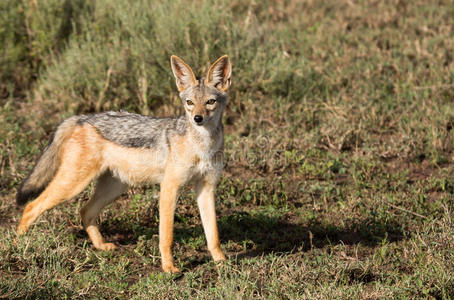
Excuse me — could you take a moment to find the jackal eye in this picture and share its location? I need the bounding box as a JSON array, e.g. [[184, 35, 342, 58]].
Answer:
[[186, 100, 194, 106], [206, 99, 216, 105]]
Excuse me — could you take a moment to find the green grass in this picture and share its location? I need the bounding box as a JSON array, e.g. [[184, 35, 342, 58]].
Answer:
[[1, 0, 454, 298]]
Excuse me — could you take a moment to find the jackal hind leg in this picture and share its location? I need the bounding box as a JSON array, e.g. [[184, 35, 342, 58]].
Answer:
[[80, 172, 127, 251], [17, 165, 99, 235]]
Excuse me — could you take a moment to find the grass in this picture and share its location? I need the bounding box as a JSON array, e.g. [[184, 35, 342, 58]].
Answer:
[[1, 0, 454, 298]]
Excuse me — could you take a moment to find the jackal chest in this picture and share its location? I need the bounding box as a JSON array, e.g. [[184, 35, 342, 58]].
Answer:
[[186, 138, 223, 181], [192, 151, 223, 177]]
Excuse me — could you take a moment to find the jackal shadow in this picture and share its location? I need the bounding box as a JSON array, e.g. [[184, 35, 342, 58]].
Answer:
[[71, 208, 405, 262], [215, 210, 405, 258]]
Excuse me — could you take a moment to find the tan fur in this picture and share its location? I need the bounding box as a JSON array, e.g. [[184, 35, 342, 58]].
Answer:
[[16, 117, 80, 205], [17, 55, 231, 273]]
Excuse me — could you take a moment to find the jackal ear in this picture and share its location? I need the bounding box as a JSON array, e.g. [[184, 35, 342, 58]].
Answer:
[[170, 55, 197, 92], [206, 55, 231, 91]]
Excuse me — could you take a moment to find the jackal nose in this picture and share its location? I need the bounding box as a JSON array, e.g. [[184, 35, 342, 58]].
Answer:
[[194, 115, 203, 124]]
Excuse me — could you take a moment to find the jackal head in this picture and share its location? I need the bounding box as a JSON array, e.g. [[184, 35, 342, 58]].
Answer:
[[171, 55, 231, 127]]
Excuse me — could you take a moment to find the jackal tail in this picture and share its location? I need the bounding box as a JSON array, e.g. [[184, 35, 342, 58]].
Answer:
[[16, 117, 79, 206]]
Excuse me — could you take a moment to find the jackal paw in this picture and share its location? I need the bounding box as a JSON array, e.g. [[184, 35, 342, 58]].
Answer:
[[16, 225, 28, 235], [211, 249, 226, 262], [95, 242, 117, 251], [162, 264, 181, 273]]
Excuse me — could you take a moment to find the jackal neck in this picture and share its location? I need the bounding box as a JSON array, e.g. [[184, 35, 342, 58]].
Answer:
[[186, 116, 223, 152]]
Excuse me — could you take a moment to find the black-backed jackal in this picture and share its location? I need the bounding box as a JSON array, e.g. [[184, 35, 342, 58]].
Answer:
[[16, 55, 231, 273]]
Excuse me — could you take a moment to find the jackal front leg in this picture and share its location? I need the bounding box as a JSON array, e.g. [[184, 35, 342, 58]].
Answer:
[[196, 179, 226, 262], [159, 179, 181, 273]]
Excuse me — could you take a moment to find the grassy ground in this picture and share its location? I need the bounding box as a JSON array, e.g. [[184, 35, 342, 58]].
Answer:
[[1, 0, 454, 298]]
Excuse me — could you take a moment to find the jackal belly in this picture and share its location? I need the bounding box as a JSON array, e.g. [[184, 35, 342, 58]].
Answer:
[[102, 141, 168, 185]]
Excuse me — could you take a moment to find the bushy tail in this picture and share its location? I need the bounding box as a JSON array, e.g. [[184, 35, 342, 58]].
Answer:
[[16, 117, 80, 206]]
